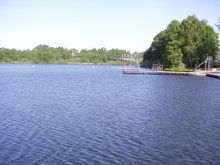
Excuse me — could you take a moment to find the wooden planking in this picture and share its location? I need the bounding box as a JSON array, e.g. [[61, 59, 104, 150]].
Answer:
[[122, 68, 220, 79], [122, 69, 189, 76]]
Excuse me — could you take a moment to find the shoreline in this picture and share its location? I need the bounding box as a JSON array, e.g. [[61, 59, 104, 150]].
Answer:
[[0, 62, 125, 65], [1, 63, 220, 79]]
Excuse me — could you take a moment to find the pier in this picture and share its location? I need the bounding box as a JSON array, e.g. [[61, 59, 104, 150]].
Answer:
[[122, 68, 220, 79], [122, 68, 189, 76]]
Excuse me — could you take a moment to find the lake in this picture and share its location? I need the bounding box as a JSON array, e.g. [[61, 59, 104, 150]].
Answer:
[[0, 64, 220, 165]]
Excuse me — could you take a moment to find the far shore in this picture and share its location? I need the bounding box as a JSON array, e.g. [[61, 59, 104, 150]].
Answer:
[[0, 61, 126, 65]]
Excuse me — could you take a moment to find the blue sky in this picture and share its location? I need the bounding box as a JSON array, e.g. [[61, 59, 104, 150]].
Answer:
[[0, 0, 219, 52]]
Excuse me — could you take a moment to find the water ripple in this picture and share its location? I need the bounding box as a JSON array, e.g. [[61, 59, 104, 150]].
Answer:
[[0, 64, 220, 165]]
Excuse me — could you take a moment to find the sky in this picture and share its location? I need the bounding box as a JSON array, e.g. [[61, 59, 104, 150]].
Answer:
[[0, 0, 219, 52]]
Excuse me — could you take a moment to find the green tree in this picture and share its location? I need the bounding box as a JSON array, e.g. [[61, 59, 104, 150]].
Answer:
[[142, 15, 219, 69], [0, 44, 141, 65]]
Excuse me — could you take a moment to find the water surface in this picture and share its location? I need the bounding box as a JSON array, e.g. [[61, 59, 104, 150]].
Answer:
[[0, 64, 220, 165]]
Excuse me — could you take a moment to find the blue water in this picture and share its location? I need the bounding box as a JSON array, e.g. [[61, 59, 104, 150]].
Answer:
[[0, 64, 220, 165]]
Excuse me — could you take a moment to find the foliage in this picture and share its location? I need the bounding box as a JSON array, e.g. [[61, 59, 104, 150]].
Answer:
[[142, 16, 219, 69], [0, 45, 142, 65]]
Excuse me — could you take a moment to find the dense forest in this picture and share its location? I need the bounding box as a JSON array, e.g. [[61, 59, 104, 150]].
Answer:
[[0, 45, 143, 65], [141, 16, 220, 69]]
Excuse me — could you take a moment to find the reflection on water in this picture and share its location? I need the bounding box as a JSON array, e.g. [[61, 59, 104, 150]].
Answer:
[[0, 64, 220, 165]]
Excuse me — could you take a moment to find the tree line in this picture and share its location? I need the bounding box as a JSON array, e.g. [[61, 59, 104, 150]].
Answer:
[[1, 16, 219, 68], [0, 45, 143, 65], [141, 15, 219, 69]]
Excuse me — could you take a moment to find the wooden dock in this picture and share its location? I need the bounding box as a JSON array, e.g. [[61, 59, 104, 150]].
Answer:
[[123, 68, 190, 76], [122, 68, 220, 79]]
